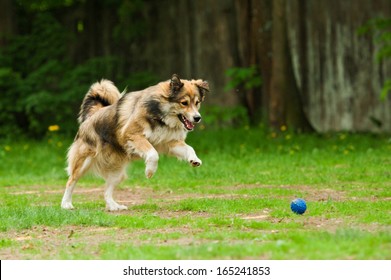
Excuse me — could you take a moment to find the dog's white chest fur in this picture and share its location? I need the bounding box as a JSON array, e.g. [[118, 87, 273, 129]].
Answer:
[[144, 126, 187, 146]]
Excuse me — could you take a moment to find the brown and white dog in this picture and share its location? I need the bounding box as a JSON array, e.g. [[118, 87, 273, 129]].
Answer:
[[61, 74, 208, 211]]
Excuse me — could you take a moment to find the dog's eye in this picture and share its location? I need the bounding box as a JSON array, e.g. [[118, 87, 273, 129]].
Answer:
[[196, 101, 200, 106], [181, 101, 189, 106]]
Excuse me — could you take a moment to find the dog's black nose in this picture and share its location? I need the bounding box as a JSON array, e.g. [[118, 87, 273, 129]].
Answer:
[[194, 116, 202, 123]]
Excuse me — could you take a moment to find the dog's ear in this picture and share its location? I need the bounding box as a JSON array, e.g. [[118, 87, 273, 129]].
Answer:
[[170, 74, 184, 95], [195, 80, 209, 101]]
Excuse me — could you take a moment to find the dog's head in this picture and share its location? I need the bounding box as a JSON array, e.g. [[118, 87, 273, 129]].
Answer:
[[166, 74, 209, 131]]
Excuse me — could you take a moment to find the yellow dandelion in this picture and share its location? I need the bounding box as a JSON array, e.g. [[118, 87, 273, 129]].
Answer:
[[48, 125, 60, 132], [4, 145, 11, 152], [280, 125, 287, 132]]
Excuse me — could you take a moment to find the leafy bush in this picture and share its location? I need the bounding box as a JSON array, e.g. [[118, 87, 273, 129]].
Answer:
[[0, 11, 157, 139], [0, 68, 24, 137], [202, 105, 249, 128], [358, 18, 391, 100], [225, 65, 262, 91]]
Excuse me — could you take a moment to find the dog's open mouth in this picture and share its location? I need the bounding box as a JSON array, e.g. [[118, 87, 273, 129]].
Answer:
[[178, 114, 195, 130]]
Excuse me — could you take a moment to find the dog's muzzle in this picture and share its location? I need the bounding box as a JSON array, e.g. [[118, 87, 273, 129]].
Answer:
[[193, 115, 201, 123], [178, 114, 202, 130]]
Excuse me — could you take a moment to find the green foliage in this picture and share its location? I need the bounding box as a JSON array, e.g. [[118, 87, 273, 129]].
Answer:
[[15, 0, 78, 12], [225, 65, 262, 91], [0, 68, 24, 136], [0, 8, 157, 138], [120, 71, 160, 91], [358, 18, 391, 61], [380, 80, 391, 101], [202, 105, 249, 128], [358, 18, 391, 100], [114, 0, 147, 43]]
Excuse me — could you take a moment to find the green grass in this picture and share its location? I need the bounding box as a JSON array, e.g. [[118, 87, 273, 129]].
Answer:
[[0, 128, 390, 259]]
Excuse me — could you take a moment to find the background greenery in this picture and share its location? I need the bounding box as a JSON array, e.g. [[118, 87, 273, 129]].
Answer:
[[0, 1, 159, 138], [358, 17, 391, 100], [1, 0, 390, 138]]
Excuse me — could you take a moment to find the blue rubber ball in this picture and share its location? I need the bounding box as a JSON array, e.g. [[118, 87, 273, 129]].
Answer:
[[291, 198, 307, 214]]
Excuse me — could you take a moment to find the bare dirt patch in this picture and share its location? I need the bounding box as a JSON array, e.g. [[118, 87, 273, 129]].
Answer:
[[10, 182, 389, 206], [0, 224, 208, 259], [277, 185, 346, 201], [3, 183, 387, 259]]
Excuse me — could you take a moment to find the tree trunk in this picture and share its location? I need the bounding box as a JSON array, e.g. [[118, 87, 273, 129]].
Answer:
[[0, 0, 15, 46], [269, 0, 313, 132], [235, 0, 259, 123], [257, 0, 273, 123]]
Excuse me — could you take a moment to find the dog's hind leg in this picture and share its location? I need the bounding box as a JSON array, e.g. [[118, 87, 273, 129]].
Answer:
[[104, 168, 128, 211], [61, 154, 92, 210]]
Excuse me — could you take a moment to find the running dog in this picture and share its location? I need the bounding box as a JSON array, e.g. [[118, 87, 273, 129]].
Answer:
[[61, 74, 209, 211]]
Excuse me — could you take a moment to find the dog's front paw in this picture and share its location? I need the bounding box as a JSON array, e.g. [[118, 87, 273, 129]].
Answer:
[[189, 158, 202, 167], [145, 150, 159, 178], [145, 160, 158, 178], [145, 166, 157, 178]]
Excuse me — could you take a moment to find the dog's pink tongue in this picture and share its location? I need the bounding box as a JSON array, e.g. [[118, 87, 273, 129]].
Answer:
[[185, 119, 194, 130]]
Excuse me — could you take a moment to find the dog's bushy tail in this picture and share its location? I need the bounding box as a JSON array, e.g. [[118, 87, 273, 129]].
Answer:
[[78, 79, 122, 123]]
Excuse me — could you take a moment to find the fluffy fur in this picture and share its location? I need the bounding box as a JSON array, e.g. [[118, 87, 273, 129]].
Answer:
[[61, 74, 209, 211]]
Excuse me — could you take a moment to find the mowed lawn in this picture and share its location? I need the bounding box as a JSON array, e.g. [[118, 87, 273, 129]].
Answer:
[[0, 127, 390, 259]]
